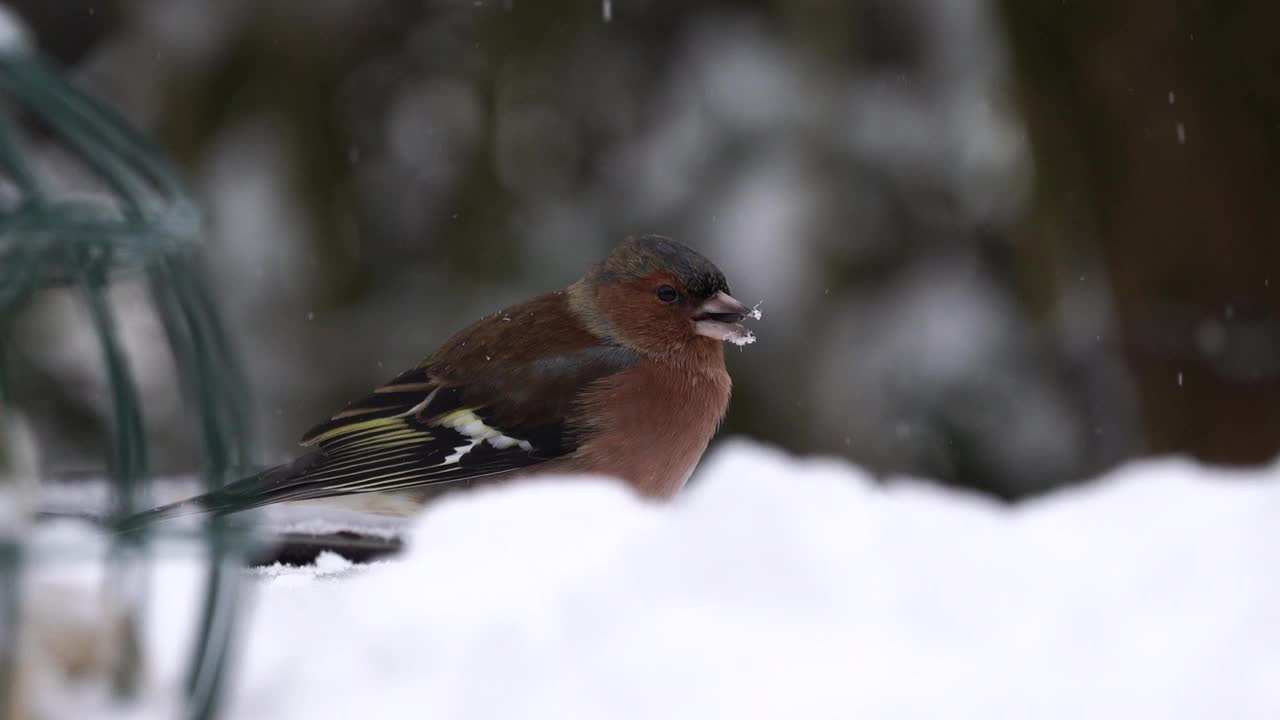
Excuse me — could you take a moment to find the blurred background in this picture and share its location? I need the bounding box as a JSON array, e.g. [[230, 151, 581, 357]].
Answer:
[[6, 0, 1279, 500]]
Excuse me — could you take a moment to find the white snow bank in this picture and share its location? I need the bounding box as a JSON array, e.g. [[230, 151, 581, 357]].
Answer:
[[21, 439, 1280, 719]]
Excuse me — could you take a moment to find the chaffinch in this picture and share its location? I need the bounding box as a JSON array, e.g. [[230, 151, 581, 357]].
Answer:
[[146, 235, 757, 520]]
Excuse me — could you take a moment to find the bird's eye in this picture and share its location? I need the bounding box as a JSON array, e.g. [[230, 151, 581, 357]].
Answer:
[[656, 285, 679, 303]]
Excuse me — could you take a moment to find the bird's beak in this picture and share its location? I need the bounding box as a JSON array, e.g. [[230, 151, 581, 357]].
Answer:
[[693, 292, 757, 345]]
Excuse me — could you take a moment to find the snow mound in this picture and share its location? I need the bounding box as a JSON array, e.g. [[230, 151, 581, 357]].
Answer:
[[22, 440, 1280, 719]]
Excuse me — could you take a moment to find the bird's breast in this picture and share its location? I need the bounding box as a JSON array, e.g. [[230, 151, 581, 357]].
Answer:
[[572, 360, 732, 498]]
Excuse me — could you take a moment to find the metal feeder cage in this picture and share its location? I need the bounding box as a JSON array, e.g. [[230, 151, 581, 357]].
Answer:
[[0, 15, 253, 720]]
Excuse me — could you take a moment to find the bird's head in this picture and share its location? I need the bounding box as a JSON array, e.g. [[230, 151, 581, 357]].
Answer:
[[570, 235, 756, 358]]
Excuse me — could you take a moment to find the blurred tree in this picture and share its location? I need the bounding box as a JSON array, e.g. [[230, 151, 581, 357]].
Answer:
[[1001, 0, 1280, 464], [5, 0, 121, 65]]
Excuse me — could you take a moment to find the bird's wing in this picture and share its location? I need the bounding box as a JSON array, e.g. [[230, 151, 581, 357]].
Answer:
[[190, 338, 640, 512]]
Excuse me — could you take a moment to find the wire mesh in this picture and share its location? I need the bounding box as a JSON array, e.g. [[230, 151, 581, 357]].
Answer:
[[0, 17, 252, 720]]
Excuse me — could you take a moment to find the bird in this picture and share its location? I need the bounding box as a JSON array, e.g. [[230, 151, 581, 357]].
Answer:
[[138, 235, 758, 522]]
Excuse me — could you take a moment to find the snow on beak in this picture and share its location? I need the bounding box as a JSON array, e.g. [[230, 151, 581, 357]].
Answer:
[[693, 291, 759, 346]]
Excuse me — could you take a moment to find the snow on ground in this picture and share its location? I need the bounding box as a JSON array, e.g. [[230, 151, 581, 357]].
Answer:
[[19, 439, 1280, 719]]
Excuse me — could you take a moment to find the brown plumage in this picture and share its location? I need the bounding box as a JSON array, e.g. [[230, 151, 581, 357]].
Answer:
[[137, 235, 756, 521]]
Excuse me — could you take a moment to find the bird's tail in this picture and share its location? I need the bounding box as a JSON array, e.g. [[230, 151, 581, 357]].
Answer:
[[117, 453, 324, 532], [33, 494, 221, 537], [39, 453, 323, 535], [114, 495, 212, 534]]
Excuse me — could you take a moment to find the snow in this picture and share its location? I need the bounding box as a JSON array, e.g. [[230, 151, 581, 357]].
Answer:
[[18, 439, 1280, 719], [725, 301, 763, 346]]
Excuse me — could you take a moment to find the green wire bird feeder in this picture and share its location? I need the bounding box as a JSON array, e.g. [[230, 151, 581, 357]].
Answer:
[[0, 11, 252, 720]]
